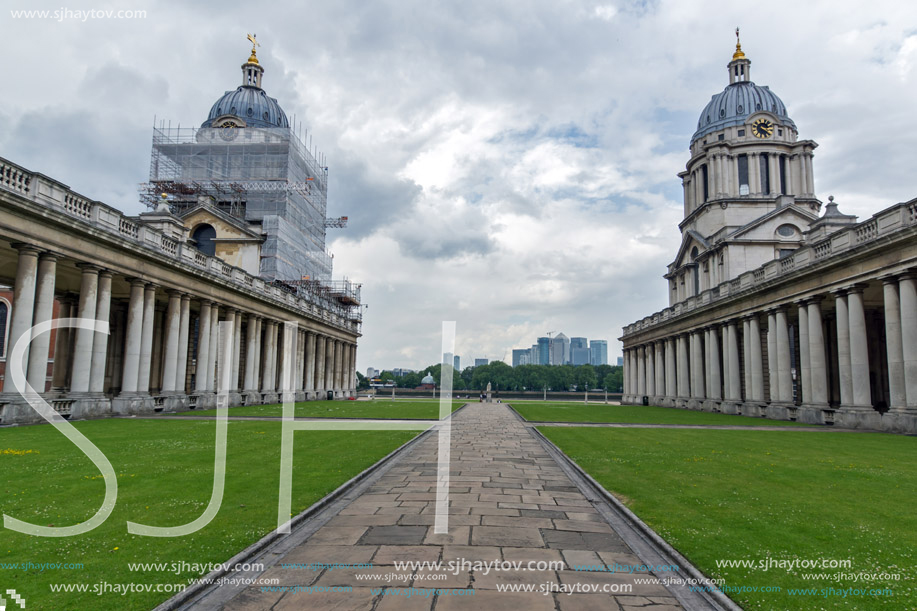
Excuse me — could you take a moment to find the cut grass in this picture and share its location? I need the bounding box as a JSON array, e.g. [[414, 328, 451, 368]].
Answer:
[[513, 402, 810, 426], [0, 419, 417, 610], [174, 399, 467, 419], [538, 427, 916, 610]]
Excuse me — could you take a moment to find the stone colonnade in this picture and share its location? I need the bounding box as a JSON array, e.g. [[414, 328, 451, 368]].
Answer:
[[0, 244, 358, 424], [622, 278, 917, 433]]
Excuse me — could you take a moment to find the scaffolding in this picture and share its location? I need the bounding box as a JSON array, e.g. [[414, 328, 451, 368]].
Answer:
[[147, 126, 333, 281]]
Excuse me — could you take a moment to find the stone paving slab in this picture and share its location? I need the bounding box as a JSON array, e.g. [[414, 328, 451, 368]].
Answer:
[[213, 403, 697, 610]]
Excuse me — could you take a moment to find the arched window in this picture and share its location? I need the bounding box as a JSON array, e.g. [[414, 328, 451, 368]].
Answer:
[[192, 224, 217, 257], [0, 300, 8, 358]]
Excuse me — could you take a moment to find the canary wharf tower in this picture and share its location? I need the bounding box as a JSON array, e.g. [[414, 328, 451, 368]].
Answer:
[[145, 36, 334, 283]]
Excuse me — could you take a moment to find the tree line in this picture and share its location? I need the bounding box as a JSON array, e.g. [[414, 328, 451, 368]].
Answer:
[[358, 362, 623, 392]]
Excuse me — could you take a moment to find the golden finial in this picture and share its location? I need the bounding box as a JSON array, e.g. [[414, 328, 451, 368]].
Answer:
[[732, 27, 746, 60], [246, 33, 260, 65]]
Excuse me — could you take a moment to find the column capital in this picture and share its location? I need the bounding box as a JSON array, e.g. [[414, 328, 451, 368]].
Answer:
[[198, 298, 213, 307], [76, 262, 103, 273], [180, 293, 192, 302], [126, 277, 147, 287], [166, 288, 184, 297], [37, 252, 59, 263], [831, 287, 849, 297], [11, 243, 42, 255], [844, 282, 869, 295]]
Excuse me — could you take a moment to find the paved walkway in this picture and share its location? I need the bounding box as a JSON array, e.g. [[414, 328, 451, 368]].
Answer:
[[214, 403, 693, 610]]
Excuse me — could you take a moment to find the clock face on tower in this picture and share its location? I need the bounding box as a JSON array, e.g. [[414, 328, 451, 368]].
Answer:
[[751, 118, 774, 138]]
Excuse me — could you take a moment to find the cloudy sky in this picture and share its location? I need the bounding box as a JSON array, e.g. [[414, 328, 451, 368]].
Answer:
[[3, 0, 916, 372]]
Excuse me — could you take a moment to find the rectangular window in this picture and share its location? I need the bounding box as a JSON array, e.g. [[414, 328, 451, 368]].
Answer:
[[738, 129, 745, 137], [738, 154, 749, 195], [760, 153, 770, 195]]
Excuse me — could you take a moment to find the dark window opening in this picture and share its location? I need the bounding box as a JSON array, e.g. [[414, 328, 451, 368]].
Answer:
[[192, 224, 217, 257], [738, 154, 749, 195], [0, 301, 7, 357], [760, 153, 770, 194], [780, 155, 788, 195]]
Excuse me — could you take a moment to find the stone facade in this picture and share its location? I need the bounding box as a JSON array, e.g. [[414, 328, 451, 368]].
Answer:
[[0, 156, 360, 425], [620, 39, 917, 434]]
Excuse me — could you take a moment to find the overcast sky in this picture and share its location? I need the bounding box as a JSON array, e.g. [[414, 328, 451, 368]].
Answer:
[[3, 0, 916, 373]]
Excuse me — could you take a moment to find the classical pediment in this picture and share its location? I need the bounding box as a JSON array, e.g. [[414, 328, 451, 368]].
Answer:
[[727, 204, 818, 242]]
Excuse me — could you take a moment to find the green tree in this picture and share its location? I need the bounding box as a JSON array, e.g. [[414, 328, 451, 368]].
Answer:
[[356, 371, 369, 390], [574, 364, 597, 390]]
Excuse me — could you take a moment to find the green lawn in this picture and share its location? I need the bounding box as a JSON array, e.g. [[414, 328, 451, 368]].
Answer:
[[513, 402, 810, 426], [0, 419, 418, 610], [539, 427, 916, 610], [175, 399, 467, 419]]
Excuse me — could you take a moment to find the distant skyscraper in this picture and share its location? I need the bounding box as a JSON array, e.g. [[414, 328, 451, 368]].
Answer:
[[366, 367, 378, 378], [590, 340, 608, 366], [570, 337, 589, 365], [512, 349, 529, 367], [454, 355, 460, 371], [537, 337, 551, 365], [443, 352, 453, 366], [552, 333, 570, 365], [616, 356, 624, 366], [474, 358, 489, 367]]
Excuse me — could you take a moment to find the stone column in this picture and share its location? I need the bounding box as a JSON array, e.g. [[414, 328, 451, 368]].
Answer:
[[315, 335, 326, 392], [176, 294, 191, 393], [252, 318, 263, 393], [270, 322, 280, 392], [775, 307, 792, 403], [335, 340, 344, 393], [160, 290, 182, 392], [294, 329, 304, 391], [807, 298, 829, 406], [26, 253, 57, 392], [636, 346, 646, 397], [261, 321, 275, 392], [324, 338, 335, 391], [6, 245, 40, 388], [847, 285, 872, 408], [707, 326, 721, 400], [766, 310, 778, 402], [207, 303, 220, 392], [749, 315, 764, 402], [720, 326, 729, 399], [340, 340, 350, 394], [121, 280, 146, 393], [742, 318, 752, 400], [769, 153, 780, 195], [726, 321, 741, 401], [305, 332, 316, 392], [833, 289, 853, 406], [646, 344, 656, 397], [351, 343, 358, 392], [899, 274, 917, 410], [70, 265, 100, 393], [243, 315, 260, 392], [194, 301, 212, 393], [748, 152, 759, 196], [654, 341, 665, 398], [664, 338, 676, 398], [89, 271, 113, 394], [231, 310, 242, 391], [136, 284, 157, 394], [883, 277, 906, 410], [805, 153, 815, 196], [676, 335, 689, 398], [797, 301, 810, 404], [691, 331, 705, 400], [51, 298, 75, 391]]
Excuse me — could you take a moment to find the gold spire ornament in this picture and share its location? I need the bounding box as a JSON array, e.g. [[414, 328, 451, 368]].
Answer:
[[246, 33, 260, 64], [732, 27, 745, 60]]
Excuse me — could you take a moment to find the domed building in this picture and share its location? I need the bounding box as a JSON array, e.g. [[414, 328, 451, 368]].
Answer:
[[669, 32, 821, 303], [419, 373, 436, 390], [621, 32, 917, 435]]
